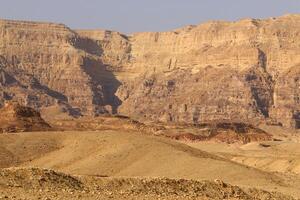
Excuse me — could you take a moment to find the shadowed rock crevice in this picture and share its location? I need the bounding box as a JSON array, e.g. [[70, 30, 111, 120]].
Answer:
[[72, 36, 103, 56], [71, 33, 123, 114], [245, 56, 274, 118], [33, 83, 68, 103], [293, 111, 300, 129], [81, 57, 122, 114], [258, 48, 267, 69], [269, 65, 300, 127]]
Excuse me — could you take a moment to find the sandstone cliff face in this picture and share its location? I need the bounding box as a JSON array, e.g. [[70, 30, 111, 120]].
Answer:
[[0, 15, 299, 128], [115, 15, 300, 128], [77, 30, 131, 71], [270, 65, 300, 128], [0, 20, 120, 115]]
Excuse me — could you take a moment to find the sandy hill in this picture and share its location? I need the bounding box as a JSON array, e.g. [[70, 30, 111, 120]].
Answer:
[[0, 131, 300, 198]]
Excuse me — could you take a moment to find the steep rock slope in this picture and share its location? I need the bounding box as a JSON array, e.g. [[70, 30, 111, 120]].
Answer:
[[0, 19, 120, 116], [0, 15, 299, 128], [114, 15, 300, 128]]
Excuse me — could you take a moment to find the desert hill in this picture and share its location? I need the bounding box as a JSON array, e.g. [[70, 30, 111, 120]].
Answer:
[[1, 131, 300, 198], [0, 102, 51, 133], [0, 15, 299, 128]]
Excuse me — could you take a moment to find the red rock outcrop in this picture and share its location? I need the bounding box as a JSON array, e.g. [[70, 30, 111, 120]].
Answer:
[[0, 102, 51, 132], [165, 122, 271, 144]]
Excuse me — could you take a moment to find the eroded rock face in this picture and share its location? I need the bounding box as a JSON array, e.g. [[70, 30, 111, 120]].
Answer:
[[0, 20, 120, 116], [0, 102, 51, 132], [0, 15, 299, 128], [270, 65, 300, 128], [114, 15, 300, 128]]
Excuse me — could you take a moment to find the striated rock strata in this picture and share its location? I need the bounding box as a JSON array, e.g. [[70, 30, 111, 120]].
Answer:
[[0, 20, 120, 116], [0, 15, 299, 128]]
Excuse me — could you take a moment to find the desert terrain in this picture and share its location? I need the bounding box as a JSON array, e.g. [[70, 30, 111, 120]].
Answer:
[[0, 129, 300, 199], [0, 14, 300, 199], [0, 103, 300, 199]]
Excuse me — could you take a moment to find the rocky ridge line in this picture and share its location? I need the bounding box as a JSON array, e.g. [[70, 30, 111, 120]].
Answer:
[[0, 15, 299, 128]]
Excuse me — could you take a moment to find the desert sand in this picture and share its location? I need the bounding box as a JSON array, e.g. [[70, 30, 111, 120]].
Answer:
[[0, 130, 299, 199]]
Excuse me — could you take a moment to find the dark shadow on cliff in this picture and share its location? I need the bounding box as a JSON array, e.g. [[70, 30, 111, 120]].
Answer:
[[1, 57, 82, 117], [73, 35, 123, 115], [245, 53, 274, 118], [81, 57, 122, 114], [33, 82, 68, 102], [72, 37, 103, 56], [293, 112, 300, 129]]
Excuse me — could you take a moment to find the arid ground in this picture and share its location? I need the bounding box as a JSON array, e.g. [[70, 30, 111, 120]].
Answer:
[[0, 126, 300, 199], [0, 14, 300, 199]]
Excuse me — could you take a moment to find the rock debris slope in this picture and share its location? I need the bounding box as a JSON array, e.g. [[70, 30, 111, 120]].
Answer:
[[0, 15, 299, 128], [0, 168, 295, 200]]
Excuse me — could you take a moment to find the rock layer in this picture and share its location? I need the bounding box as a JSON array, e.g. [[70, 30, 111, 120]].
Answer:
[[0, 15, 299, 128], [115, 15, 300, 128], [0, 20, 120, 116]]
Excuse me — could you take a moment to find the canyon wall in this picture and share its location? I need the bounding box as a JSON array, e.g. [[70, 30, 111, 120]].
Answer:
[[0, 20, 120, 116], [0, 15, 299, 128]]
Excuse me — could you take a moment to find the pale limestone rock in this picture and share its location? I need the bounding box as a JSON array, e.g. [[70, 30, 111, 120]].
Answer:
[[0, 15, 299, 128]]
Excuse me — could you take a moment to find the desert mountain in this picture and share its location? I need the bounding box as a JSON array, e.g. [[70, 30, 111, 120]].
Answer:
[[0, 15, 299, 128]]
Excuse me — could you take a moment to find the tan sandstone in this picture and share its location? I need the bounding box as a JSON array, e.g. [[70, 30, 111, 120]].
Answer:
[[0, 15, 299, 128]]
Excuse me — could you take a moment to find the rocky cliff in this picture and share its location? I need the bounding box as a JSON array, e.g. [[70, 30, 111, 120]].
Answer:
[[0, 15, 299, 128], [116, 15, 300, 128], [0, 20, 120, 116]]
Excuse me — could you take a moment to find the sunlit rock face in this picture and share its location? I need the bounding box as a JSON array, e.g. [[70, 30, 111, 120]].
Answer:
[[113, 15, 300, 128], [0, 15, 300, 128], [0, 20, 120, 116]]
